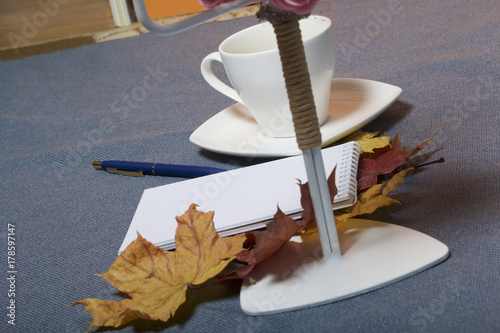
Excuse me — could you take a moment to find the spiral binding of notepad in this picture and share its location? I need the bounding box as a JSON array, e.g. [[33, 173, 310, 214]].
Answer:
[[332, 141, 360, 209]]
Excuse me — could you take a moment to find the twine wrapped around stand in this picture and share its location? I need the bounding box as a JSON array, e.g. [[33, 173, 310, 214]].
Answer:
[[259, 6, 322, 151], [258, 5, 340, 260]]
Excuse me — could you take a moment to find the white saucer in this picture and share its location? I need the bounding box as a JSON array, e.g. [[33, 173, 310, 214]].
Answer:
[[190, 78, 402, 158]]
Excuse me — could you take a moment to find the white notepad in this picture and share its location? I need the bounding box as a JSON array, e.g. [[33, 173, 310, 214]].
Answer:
[[119, 141, 360, 253]]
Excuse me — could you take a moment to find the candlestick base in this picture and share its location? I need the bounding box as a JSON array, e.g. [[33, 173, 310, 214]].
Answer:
[[240, 219, 449, 315]]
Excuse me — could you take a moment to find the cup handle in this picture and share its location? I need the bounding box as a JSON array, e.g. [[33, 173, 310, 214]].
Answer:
[[201, 52, 244, 104]]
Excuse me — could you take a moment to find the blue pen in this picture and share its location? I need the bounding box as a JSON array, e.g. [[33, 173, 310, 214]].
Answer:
[[92, 160, 225, 178]]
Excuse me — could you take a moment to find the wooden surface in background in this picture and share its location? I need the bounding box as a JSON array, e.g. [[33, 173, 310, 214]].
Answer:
[[0, 0, 115, 49], [0, 0, 261, 59]]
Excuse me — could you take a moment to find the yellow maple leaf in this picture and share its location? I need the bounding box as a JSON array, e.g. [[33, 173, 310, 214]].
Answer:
[[382, 167, 413, 196], [335, 168, 413, 224], [341, 129, 391, 153], [73, 204, 246, 331]]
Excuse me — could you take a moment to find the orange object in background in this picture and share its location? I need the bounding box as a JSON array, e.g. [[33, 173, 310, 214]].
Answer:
[[144, 0, 206, 19]]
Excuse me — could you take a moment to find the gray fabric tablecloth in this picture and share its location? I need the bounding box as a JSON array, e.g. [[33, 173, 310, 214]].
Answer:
[[1, 0, 499, 332]]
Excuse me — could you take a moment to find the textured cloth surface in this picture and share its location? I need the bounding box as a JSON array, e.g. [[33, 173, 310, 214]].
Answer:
[[1, 0, 499, 332]]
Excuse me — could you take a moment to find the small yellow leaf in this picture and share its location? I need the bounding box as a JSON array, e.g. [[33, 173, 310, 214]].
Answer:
[[334, 213, 351, 225], [334, 168, 412, 222], [342, 130, 391, 153], [73, 204, 246, 330], [349, 184, 400, 217], [383, 168, 413, 196]]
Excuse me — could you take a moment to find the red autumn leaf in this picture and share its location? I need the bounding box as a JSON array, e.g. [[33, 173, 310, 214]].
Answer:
[[357, 133, 435, 191], [228, 208, 306, 278], [226, 165, 338, 278]]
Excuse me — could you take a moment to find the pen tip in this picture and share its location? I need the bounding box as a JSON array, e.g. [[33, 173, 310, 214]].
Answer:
[[92, 161, 103, 170]]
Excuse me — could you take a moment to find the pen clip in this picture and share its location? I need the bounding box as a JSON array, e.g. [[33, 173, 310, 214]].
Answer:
[[106, 168, 144, 177]]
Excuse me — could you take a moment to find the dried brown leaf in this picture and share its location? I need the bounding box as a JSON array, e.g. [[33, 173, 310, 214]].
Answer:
[[73, 204, 246, 331]]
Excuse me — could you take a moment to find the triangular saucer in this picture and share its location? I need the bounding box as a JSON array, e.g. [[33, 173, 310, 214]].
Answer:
[[191, 79, 402, 157]]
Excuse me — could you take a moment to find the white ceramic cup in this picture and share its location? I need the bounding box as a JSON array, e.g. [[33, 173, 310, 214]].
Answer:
[[201, 15, 334, 138]]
